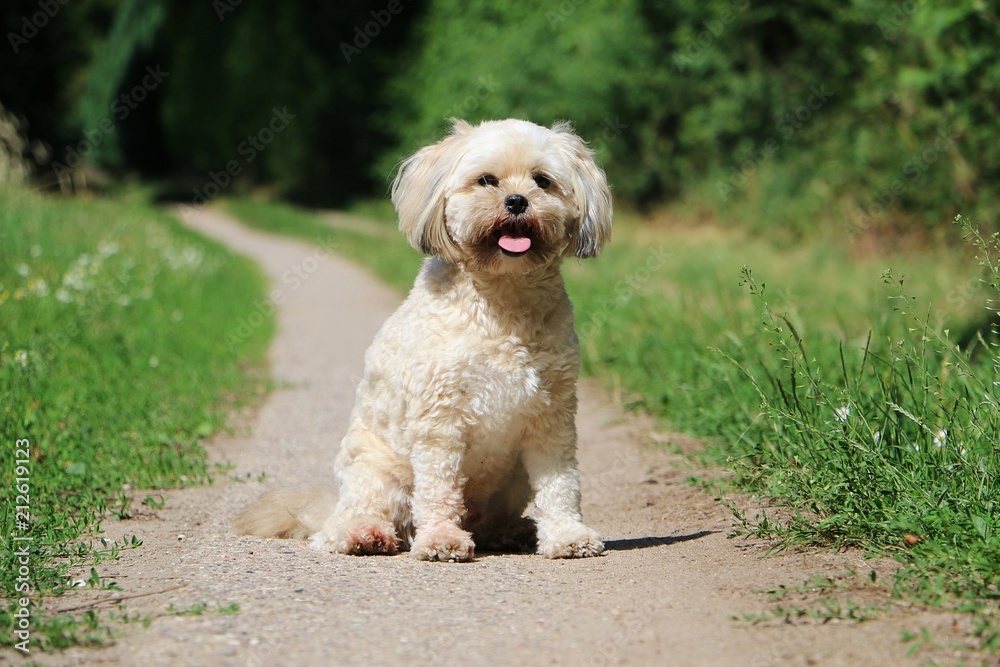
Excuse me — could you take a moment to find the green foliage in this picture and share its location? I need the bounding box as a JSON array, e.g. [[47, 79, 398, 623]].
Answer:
[[0, 0, 120, 151], [76, 0, 166, 167], [154, 1, 419, 203], [378, 0, 663, 200], [0, 191, 271, 650], [380, 1, 999, 232], [11, 2, 996, 232]]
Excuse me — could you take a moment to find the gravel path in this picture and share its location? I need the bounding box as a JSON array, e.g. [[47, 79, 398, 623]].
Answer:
[[32, 206, 963, 666]]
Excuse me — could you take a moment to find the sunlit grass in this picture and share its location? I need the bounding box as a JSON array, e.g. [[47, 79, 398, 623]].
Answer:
[[0, 191, 271, 650]]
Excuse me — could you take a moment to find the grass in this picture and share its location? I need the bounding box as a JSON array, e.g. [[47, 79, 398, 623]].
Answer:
[[718, 219, 1000, 653], [0, 190, 272, 651], [223, 196, 1000, 654]]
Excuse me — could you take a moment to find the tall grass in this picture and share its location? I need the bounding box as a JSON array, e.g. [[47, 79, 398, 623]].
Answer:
[[0, 191, 271, 649], [719, 217, 1000, 649]]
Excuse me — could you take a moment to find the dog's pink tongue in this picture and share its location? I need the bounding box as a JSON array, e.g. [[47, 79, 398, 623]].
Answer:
[[498, 235, 531, 253]]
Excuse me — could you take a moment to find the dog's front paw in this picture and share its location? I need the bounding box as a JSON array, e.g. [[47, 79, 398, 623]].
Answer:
[[412, 523, 475, 562], [538, 523, 605, 559], [309, 516, 399, 556]]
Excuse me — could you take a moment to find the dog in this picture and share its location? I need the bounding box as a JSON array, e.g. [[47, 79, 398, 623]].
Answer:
[[236, 118, 613, 561]]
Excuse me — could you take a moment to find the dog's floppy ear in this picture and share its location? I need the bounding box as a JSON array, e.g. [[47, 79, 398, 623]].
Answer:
[[391, 120, 468, 263], [552, 122, 613, 259]]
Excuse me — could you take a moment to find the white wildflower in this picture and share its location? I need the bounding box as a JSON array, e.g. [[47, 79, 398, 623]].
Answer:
[[933, 429, 947, 449], [98, 241, 120, 258], [835, 405, 851, 423], [29, 278, 49, 297], [873, 431, 882, 444], [55, 288, 73, 303], [149, 355, 160, 368], [14, 350, 29, 368], [16, 263, 30, 277]]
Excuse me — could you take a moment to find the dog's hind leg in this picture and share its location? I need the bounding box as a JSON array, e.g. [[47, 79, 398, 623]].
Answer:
[[308, 428, 411, 555]]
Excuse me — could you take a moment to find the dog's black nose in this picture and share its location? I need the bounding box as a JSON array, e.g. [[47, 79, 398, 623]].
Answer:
[[504, 194, 529, 215]]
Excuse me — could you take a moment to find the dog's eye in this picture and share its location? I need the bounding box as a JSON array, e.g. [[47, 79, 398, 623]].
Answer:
[[533, 174, 552, 190], [477, 174, 499, 187]]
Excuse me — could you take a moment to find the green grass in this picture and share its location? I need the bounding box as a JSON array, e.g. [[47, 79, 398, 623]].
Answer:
[[717, 220, 1000, 653], [0, 190, 272, 651], [564, 215, 981, 438]]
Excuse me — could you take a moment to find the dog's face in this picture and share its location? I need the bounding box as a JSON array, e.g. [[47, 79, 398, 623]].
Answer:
[[392, 119, 613, 274]]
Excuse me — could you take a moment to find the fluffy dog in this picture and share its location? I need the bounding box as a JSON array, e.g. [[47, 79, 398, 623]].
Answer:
[[236, 118, 612, 561]]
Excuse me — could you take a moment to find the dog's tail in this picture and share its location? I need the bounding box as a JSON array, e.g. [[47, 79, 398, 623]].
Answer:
[[233, 487, 337, 540]]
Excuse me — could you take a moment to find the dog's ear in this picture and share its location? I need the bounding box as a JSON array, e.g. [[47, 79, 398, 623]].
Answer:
[[552, 122, 613, 259], [391, 121, 468, 263]]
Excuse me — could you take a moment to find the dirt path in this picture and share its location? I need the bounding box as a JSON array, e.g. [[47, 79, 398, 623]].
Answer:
[[32, 206, 964, 666]]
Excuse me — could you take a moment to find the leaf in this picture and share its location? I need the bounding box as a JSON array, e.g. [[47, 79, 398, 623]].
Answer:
[[971, 515, 989, 540]]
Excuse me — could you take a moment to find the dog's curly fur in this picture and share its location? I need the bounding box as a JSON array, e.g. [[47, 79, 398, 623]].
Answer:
[[235, 118, 613, 561]]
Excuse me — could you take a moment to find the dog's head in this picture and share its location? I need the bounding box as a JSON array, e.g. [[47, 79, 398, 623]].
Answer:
[[391, 119, 612, 274]]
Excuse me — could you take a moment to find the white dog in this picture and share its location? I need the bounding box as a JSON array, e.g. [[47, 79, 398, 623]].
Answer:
[[236, 118, 612, 561]]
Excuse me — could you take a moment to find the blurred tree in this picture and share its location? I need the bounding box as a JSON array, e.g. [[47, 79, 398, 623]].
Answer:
[[3, 0, 997, 230], [0, 0, 120, 166], [379, 0, 667, 202], [153, 0, 421, 204]]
